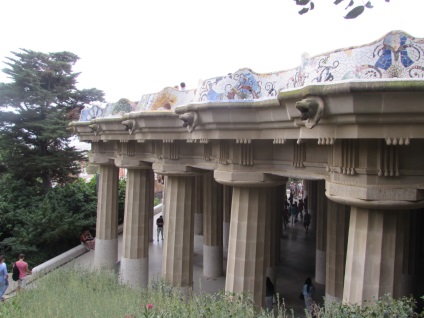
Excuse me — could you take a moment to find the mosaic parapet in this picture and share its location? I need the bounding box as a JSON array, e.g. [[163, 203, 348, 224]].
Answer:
[[137, 87, 196, 112], [79, 30, 424, 122], [79, 99, 138, 122]]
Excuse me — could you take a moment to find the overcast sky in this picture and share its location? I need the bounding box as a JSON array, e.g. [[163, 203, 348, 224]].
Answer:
[[1, 0, 423, 103]]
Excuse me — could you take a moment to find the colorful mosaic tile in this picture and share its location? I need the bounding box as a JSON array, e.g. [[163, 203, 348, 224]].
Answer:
[[79, 31, 424, 122]]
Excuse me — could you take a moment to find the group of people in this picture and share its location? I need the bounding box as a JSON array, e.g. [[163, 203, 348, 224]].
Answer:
[[265, 276, 316, 316], [282, 196, 311, 233], [173, 82, 186, 91], [0, 253, 32, 301]]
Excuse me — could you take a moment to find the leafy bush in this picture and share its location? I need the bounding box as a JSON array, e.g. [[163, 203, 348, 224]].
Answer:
[[310, 294, 420, 318], [0, 178, 97, 266]]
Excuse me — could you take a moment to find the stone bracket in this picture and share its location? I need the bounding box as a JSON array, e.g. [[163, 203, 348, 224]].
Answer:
[[295, 96, 324, 129], [179, 111, 199, 133]]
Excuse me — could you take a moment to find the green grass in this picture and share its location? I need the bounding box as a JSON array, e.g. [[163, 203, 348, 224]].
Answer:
[[1, 268, 420, 317], [0, 268, 290, 318]]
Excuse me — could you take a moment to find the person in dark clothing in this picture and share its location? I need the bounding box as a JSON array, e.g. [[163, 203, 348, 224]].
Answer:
[[302, 277, 315, 315], [304, 211, 311, 233], [265, 277, 275, 311], [156, 215, 164, 241]]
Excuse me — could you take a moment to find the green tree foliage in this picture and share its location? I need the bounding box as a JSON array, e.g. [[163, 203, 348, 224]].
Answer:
[[294, 0, 390, 19], [0, 49, 104, 192], [0, 175, 127, 267], [0, 177, 98, 266]]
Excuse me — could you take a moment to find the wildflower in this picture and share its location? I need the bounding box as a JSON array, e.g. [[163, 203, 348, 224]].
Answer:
[[146, 303, 153, 310]]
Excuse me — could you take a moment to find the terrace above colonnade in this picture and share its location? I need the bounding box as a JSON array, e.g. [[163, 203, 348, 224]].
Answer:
[[70, 30, 424, 209]]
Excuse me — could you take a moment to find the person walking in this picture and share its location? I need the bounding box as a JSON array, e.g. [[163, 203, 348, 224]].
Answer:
[[298, 199, 304, 220], [156, 215, 164, 241], [302, 277, 316, 316], [303, 210, 311, 233], [265, 277, 275, 312], [15, 254, 31, 292], [290, 202, 298, 224], [0, 255, 8, 301]]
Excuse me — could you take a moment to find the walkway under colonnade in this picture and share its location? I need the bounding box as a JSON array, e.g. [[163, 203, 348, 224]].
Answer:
[[63, 209, 323, 317]]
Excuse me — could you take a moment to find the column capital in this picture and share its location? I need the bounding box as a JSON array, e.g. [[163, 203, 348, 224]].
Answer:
[[153, 162, 204, 176], [214, 170, 287, 187], [326, 180, 424, 209], [115, 156, 151, 169]]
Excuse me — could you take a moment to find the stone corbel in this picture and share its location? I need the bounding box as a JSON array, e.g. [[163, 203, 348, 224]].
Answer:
[[179, 111, 199, 133], [295, 96, 324, 129], [122, 119, 137, 135], [88, 123, 100, 136]]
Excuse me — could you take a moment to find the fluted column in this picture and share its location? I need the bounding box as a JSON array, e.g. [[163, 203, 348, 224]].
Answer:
[[315, 180, 327, 284], [120, 168, 152, 288], [194, 176, 204, 235], [325, 200, 350, 303], [203, 172, 223, 278], [94, 164, 119, 269], [147, 169, 154, 242], [308, 180, 317, 220], [223, 185, 232, 248], [266, 186, 282, 285], [396, 210, 418, 298], [162, 175, 195, 294], [343, 208, 404, 305], [225, 186, 273, 308]]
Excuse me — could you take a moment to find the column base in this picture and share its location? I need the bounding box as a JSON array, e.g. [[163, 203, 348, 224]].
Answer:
[[325, 294, 342, 305], [94, 238, 118, 269], [120, 257, 149, 289], [204, 245, 223, 278]]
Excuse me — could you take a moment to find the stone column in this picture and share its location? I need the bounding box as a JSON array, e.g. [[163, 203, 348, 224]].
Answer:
[[307, 180, 317, 215], [343, 207, 404, 305], [120, 168, 152, 288], [325, 200, 350, 303], [161, 176, 167, 220], [203, 172, 223, 278], [225, 186, 273, 308], [315, 180, 327, 284], [194, 176, 204, 235], [397, 210, 418, 298], [147, 169, 154, 242], [223, 185, 232, 248], [162, 175, 195, 295], [266, 186, 281, 285], [94, 164, 119, 269]]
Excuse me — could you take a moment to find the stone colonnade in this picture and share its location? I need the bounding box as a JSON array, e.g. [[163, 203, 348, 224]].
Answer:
[[93, 165, 421, 308]]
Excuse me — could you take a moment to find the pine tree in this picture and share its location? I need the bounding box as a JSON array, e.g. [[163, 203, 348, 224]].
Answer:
[[0, 49, 104, 192]]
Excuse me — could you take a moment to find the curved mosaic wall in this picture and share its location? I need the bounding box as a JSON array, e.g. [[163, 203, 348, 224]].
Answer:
[[79, 30, 424, 122]]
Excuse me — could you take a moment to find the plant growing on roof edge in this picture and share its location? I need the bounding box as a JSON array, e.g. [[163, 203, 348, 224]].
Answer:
[[294, 0, 390, 19]]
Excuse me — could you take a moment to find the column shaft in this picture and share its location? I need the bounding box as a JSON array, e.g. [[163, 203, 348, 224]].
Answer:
[[162, 175, 195, 292], [343, 207, 404, 305], [325, 200, 350, 303], [223, 185, 232, 248], [194, 176, 204, 235], [147, 169, 154, 242], [120, 168, 152, 288], [315, 180, 327, 284], [94, 164, 119, 269], [203, 172, 223, 278], [225, 186, 271, 308]]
